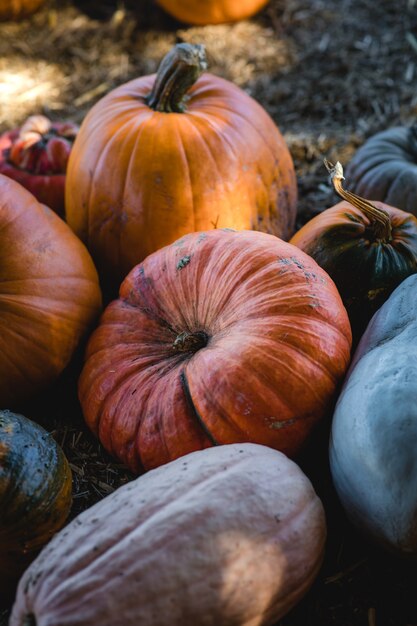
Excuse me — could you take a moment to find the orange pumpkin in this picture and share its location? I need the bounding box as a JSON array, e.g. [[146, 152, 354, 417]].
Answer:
[[79, 229, 352, 473], [0, 0, 45, 20], [66, 44, 297, 295], [0, 174, 102, 406], [156, 0, 269, 24]]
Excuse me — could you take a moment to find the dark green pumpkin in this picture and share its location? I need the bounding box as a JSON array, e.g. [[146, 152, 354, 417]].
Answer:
[[290, 161, 417, 342], [0, 410, 72, 603], [346, 125, 417, 215]]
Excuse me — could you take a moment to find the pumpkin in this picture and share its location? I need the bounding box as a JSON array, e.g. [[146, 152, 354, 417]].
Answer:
[[10, 443, 326, 626], [0, 410, 72, 603], [346, 125, 417, 215], [330, 274, 417, 557], [0, 174, 102, 407], [156, 0, 269, 24], [0, 115, 78, 219], [79, 228, 351, 473], [65, 43, 297, 295], [290, 160, 417, 343], [0, 0, 45, 20]]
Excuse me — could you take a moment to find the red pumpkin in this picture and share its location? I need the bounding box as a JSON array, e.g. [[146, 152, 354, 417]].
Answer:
[[0, 174, 102, 406], [0, 115, 78, 218], [0, 0, 45, 20], [290, 161, 417, 342], [156, 0, 269, 24], [66, 44, 297, 295], [79, 229, 351, 473]]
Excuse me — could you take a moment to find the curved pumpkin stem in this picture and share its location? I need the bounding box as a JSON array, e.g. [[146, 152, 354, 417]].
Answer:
[[324, 159, 392, 242], [147, 43, 208, 113]]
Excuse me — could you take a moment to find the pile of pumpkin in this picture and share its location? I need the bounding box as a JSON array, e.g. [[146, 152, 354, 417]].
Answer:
[[2, 3, 417, 624]]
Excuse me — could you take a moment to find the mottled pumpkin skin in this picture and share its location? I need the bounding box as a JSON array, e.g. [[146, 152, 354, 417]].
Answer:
[[0, 116, 78, 218], [346, 126, 417, 215], [11, 444, 326, 626], [0, 175, 102, 406], [66, 73, 297, 293], [79, 229, 351, 473], [0, 410, 72, 603], [156, 0, 269, 24], [330, 274, 417, 557], [0, 0, 45, 20], [290, 201, 417, 341]]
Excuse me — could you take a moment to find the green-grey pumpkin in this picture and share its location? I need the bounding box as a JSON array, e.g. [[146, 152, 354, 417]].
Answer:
[[330, 274, 417, 557]]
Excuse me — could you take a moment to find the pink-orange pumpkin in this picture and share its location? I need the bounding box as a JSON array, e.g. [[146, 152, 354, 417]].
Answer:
[[11, 444, 326, 626], [156, 0, 270, 24], [79, 229, 352, 473], [66, 44, 297, 294]]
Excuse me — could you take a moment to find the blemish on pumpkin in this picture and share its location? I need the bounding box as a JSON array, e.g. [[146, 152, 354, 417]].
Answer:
[[177, 255, 191, 270], [222, 227, 236, 232], [268, 418, 298, 429]]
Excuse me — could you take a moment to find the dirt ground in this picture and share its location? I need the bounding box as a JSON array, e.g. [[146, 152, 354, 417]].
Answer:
[[1, 0, 417, 624]]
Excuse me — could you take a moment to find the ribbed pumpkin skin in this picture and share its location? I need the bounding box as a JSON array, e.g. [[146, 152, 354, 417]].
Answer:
[[79, 229, 351, 473], [346, 127, 417, 215], [0, 410, 72, 603], [66, 73, 297, 292], [290, 200, 417, 341], [11, 444, 326, 626], [0, 175, 102, 406], [0, 0, 45, 20], [330, 274, 417, 557], [156, 0, 269, 24]]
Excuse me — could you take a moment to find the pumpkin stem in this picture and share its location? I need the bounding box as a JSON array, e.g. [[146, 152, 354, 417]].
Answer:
[[146, 43, 208, 113], [23, 615, 37, 626], [173, 330, 209, 353], [324, 159, 392, 242]]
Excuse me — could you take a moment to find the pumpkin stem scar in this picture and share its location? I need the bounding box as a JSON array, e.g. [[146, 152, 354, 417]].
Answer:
[[23, 614, 37, 626], [324, 159, 393, 243], [146, 43, 208, 113], [180, 369, 218, 446], [173, 330, 209, 353]]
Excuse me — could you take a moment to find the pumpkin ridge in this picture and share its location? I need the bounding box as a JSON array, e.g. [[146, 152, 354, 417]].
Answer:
[[180, 368, 218, 446], [119, 118, 152, 274], [84, 111, 143, 252], [200, 101, 284, 165], [176, 120, 196, 233], [30, 454, 261, 604], [270, 336, 339, 385]]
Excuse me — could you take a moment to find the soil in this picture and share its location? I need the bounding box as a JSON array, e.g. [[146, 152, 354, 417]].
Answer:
[[1, 0, 417, 624]]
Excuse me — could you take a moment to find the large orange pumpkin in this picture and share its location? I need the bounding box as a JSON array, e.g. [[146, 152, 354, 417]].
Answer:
[[0, 174, 102, 406], [0, 0, 45, 20], [79, 229, 352, 473], [156, 0, 270, 24], [66, 44, 297, 295]]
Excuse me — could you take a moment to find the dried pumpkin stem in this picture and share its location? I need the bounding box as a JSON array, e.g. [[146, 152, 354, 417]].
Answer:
[[147, 43, 208, 113], [173, 330, 209, 353], [324, 159, 392, 242]]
